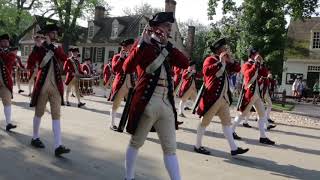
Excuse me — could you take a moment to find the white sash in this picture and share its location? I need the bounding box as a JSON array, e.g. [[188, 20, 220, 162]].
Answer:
[[40, 50, 54, 68], [145, 48, 169, 74], [70, 58, 80, 75]]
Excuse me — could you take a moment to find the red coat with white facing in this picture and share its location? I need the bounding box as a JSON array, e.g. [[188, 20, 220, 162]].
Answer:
[[173, 66, 182, 89], [63, 57, 84, 85], [109, 54, 129, 101], [237, 59, 265, 112], [103, 63, 112, 85], [0, 50, 16, 93], [81, 63, 91, 75], [258, 65, 269, 97], [123, 40, 189, 134], [27, 45, 68, 107], [178, 69, 202, 98], [197, 55, 240, 116]]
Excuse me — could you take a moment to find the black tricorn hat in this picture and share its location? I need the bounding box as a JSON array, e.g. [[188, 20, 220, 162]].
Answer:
[[0, 34, 10, 41], [39, 23, 60, 34], [149, 12, 175, 27], [248, 47, 259, 57], [210, 38, 227, 53], [71, 48, 80, 52], [9, 47, 19, 51], [189, 60, 196, 66], [120, 38, 135, 46]]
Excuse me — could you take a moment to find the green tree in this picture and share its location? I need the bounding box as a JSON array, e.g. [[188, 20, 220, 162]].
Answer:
[[207, 0, 319, 79], [122, 2, 163, 17], [50, 0, 111, 51], [0, 0, 52, 45]]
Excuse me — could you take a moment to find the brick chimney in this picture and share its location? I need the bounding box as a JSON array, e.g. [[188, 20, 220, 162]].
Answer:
[[94, 6, 106, 21], [165, 0, 176, 17], [186, 26, 195, 58]]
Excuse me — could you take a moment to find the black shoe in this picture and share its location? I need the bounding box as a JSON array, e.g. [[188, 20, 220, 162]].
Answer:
[[267, 125, 276, 130], [31, 138, 45, 148], [71, 94, 75, 97], [259, 137, 275, 145], [194, 146, 211, 155], [66, 101, 71, 106], [110, 125, 118, 131], [179, 113, 186, 118], [55, 145, 71, 156], [255, 118, 258, 121], [80, 94, 83, 97], [233, 132, 242, 140], [243, 123, 252, 128], [28, 93, 31, 97], [184, 107, 191, 111], [177, 121, 184, 125], [78, 102, 86, 108], [268, 119, 275, 123], [18, 89, 24, 94], [231, 147, 249, 156], [6, 123, 17, 132]]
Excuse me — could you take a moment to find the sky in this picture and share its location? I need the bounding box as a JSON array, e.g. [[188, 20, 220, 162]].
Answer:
[[78, 0, 244, 27]]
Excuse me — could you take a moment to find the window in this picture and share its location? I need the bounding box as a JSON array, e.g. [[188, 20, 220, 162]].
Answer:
[[96, 47, 104, 62], [88, 25, 94, 38], [108, 51, 114, 59], [312, 32, 320, 49], [84, 48, 91, 59], [111, 23, 118, 38], [308, 65, 320, 72], [24, 46, 30, 56], [138, 23, 146, 35]]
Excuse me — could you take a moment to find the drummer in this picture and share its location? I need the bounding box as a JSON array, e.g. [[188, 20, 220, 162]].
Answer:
[[82, 58, 93, 76], [63, 48, 86, 108]]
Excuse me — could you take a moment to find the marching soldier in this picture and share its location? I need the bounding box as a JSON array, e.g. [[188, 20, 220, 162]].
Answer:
[[108, 38, 135, 131], [173, 66, 182, 91], [0, 34, 18, 131], [122, 12, 189, 180], [232, 47, 275, 145], [11, 47, 26, 94], [82, 58, 93, 76], [193, 38, 249, 156], [27, 34, 43, 96], [103, 60, 112, 98], [177, 61, 198, 118], [259, 67, 276, 128], [63, 48, 86, 107], [27, 24, 71, 156]]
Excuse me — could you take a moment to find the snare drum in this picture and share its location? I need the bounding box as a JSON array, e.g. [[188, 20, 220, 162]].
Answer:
[[79, 77, 94, 95]]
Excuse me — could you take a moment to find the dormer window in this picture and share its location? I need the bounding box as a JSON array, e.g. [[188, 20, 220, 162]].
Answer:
[[312, 32, 320, 49], [111, 20, 119, 38], [139, 23, 146, 35]]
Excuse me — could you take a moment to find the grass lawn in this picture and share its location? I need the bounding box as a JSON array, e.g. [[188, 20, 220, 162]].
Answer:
[[272, 102, 295, 111]]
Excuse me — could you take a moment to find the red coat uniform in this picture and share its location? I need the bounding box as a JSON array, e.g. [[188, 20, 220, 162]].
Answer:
[[27, 45, 68, 107], [237, 60, 265, 112], [63, 57, 84, 85], [197, 55, 241, 116], [123, 41, 189, 134], [258, 65, 269, 98], [81, 64, 92, 75], [103, 63, 112, 85], [109, 54, 135, 101], [0, 49, 16, 93], [173, 66, 182, 89], [178, 69, 202, 98]]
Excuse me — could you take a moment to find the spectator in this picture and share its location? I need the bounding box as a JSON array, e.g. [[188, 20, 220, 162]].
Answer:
[[292, 78, 299, 97], [313, 80, 320, 104]]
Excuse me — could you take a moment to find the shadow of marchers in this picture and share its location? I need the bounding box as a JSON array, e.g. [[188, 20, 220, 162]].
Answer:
[[146, 137, 231, 159], [224, 154, 320, 180], [3, 129, 164, 180]]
